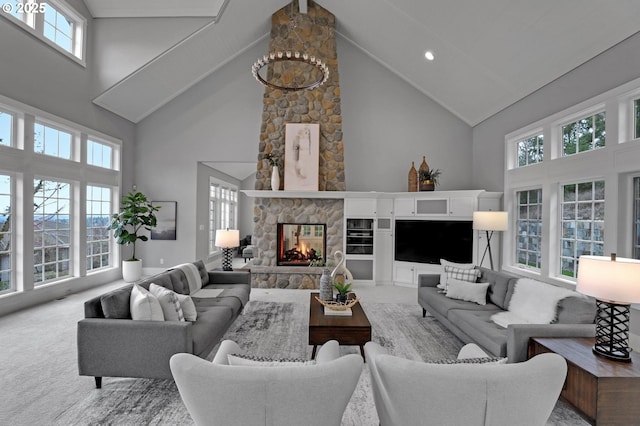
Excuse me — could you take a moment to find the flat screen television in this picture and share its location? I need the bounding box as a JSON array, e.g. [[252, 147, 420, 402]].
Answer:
[[394, 220, 473, 264]]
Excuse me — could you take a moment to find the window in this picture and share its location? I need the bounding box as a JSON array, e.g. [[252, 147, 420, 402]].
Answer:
[[562, 112, 606, 156], [87, 139, 113, 169], [0, 109, 13, 147], [33, 178, 71, 284], [516, 189, 542, 269], [560, 180, 605, 278], [1, 0, 85, 62], [517, 135, 544, 167], [208, 179, 238, 253], [634, 177, 640, 259], [86, 185, 111, 272], [0, 175, 12, 292], [635, 99, 640, 140], [34, 122, 72, 159]]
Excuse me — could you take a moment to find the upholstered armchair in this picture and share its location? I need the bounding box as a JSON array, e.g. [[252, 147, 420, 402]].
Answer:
[[170, 340, 363, 426], [364, 342, 567, 426]]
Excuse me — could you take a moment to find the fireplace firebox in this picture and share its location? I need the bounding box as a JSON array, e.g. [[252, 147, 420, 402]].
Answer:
[[277, 223, 327, 266]]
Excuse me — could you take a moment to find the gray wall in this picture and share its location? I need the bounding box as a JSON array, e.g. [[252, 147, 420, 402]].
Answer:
[[472, 31, 640, 192], [133, 35, 474, 267]]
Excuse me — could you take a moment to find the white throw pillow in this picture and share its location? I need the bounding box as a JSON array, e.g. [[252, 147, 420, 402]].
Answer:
[[445, 278, 489, 305], [149, 283, 185, 322], [175, 293, 198, 321], [438, 259, 476, 290], [130, 284, 164, 321], [227, 354, 316, 367]]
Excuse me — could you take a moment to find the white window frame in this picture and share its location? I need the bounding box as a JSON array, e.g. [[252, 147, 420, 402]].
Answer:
[[208, 177, 238, 255], [515, 188, 543, 271], [0, 106, 16, 148], [0, 173, 14, 294], [516, 134, 544, 168], [1, 0, 86, 65], [33, 120, 75, 160], [87, 138, 117, 170], [86, 184, 113, 272], [556, 107, 606, 158]]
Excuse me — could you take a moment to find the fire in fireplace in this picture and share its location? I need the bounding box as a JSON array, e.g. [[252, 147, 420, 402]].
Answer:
[[277, 223, 327, 266]]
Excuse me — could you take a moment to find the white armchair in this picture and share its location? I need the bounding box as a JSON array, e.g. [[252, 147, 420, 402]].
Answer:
[[170, 340, 363, 426], [364, 342, 567, 426]]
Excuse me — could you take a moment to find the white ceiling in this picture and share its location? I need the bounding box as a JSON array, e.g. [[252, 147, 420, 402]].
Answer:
[[88, 0, 640, 126]]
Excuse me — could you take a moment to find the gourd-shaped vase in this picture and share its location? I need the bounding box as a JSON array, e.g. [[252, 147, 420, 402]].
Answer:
[[319, 268, 333, 301], [408, 162, 418, 192], [271, 166, 280, 191]]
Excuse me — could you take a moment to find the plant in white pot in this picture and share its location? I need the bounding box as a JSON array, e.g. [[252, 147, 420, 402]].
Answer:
[[109, 191, 160, 282]]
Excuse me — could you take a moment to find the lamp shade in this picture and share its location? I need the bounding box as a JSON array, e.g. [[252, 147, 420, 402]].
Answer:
[[576, 255, 640, 303], [215, 229, 240, 248], [472, 211, 508, 231]]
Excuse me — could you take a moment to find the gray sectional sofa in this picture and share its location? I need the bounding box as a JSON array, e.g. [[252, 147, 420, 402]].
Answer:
[[418, 267, 596, 362], [77, 260, 250, 388]]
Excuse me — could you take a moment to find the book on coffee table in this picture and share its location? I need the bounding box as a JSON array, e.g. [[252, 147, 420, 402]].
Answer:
[[324, 307, 352, 316]]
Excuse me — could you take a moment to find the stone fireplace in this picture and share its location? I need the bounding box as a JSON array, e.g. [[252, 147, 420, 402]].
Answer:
[[249, 1, 345, 289]]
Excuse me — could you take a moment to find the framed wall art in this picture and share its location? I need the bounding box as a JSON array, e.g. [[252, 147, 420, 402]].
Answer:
[[284, 123, 319, 191], [150, 201, 177, 240]]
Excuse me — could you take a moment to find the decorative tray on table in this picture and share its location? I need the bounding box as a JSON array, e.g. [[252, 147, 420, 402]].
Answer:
[[314, 296, 360, 311]]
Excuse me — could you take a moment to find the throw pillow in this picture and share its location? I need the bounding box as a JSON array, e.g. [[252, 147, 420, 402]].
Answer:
[[130, 284, 164, 321], [149, 283, 185, 322], [441, 265, 481, 291], [445, 278, 490, 305], [227, 354, 316, 367], [175, 293, 198, 322], [100, 286, 133, 319], [438, 259, 476, 290]]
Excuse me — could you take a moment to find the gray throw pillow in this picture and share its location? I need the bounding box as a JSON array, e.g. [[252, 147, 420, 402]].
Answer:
[[100, 286, 133, 319]]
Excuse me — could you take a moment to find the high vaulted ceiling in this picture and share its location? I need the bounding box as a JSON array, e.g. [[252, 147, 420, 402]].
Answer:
[[88, 0, 640, 126]]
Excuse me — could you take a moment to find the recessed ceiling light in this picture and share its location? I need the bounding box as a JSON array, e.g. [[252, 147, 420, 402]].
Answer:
[[424, 50, 435, 61]]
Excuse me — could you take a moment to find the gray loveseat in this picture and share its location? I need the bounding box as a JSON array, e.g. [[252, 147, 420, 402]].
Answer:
[[418, 267, 596, 362], [77, 260, 250, 388]]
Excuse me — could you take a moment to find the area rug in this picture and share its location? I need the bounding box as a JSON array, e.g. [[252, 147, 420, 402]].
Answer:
[[52, 299, 587, 425]]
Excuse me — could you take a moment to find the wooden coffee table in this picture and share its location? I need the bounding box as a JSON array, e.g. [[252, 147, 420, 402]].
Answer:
[[308, 292, 371, 360]]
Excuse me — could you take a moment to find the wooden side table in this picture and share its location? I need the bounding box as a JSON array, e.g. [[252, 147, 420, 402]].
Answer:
[[529, 337, 640, 425]]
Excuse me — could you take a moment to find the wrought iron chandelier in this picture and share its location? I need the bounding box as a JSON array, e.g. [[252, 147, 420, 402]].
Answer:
[[251, 2, 330, 91]]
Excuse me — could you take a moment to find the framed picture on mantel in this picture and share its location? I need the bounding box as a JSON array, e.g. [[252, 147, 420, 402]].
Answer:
[[284, 123, 319, 191]]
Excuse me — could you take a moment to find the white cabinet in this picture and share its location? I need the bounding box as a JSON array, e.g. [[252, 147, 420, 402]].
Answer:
[[394, 198, 415, 216], [344, 198, 376, 217], [393, 262, 440, 288], [395, 195, 476, 218]]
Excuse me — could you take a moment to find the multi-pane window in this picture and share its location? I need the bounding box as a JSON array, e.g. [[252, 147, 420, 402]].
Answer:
[[33, 178, 71, 284], [517, 135, 544, 167], [87, 140, 113, 169], [634, 177, 640, 259], [562, 112, 606, 156], [0, 109, 13, 147], [43, 2, 73, 53], [634, 99, 640, 140], [516, 189, 542, 269], [208, 180, 238, 253], [560, 180, 605, 278], [34, 122, 72, 159], [0, 175, 12, 292], [86, 185, 111, 271]]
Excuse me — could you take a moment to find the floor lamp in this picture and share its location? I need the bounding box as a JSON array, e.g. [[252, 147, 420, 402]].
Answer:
[[576, 254, 640, 362], [215, 229, 240, 271], [472, 211, 508, 270]]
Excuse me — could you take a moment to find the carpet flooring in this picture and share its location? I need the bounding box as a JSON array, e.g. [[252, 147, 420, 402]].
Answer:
[[34, 296, 589, 426]]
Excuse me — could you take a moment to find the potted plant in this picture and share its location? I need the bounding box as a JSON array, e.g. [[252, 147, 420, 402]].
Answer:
[[109, 191, 160, 282], [264, 152, 281, 191], [334, 281, 352, 303], [418, 168, 442, 191]]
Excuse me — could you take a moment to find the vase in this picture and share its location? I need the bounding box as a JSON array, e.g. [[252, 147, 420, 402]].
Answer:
[[271, 165, 280, 191], [122, 259, 142, 282], [408, 162, 418, 192], [419, 179, 435, 191], [336, 293, 348, 303], [319, 268, 333, 301]]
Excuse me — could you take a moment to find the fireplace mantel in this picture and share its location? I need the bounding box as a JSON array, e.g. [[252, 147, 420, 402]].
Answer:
[[242, 190, 366, 199]]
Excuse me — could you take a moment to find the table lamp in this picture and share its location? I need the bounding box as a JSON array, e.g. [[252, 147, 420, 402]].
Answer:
[[576, 254, 640, 362], [215, 229, 240, 271], [472, 211, 508, 270]]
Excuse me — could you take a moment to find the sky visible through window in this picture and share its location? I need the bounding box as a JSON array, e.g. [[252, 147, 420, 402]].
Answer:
[[0, 111, 12, 146]]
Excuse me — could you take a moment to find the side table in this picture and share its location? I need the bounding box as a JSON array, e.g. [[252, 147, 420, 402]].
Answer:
[[529, 337, 640, 425]]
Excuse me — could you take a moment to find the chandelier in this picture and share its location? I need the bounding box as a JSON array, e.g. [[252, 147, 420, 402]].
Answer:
[[251, 2, 330, 91]]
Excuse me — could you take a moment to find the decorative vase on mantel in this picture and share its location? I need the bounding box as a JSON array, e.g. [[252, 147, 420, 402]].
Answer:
[[319, 268, 333, 301], [271, 166, 280, 191], [408, 162, 418, 192]]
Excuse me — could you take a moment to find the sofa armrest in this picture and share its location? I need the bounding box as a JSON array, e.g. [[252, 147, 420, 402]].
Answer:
[[77, 318, 193, 380], [507, 323, 595, 363], [208, 270, 251, 285], [417, 274, 440, 288]]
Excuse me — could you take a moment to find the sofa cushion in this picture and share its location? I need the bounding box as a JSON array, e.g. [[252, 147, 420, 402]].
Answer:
[[419, 287, 499, 319], [130, 285, 165, 321], [193, 260, 210, 287], [193, 295, 244, 316], [446, 279, 490, 305], [191, 306, 234, 357], [201, 284, 251, 307], [477, 267, 514, 309], [227, 354, 315, 366], [100, 285, 133, 319], [448, 309, 507, 357], [556, 296, 596, 324]]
